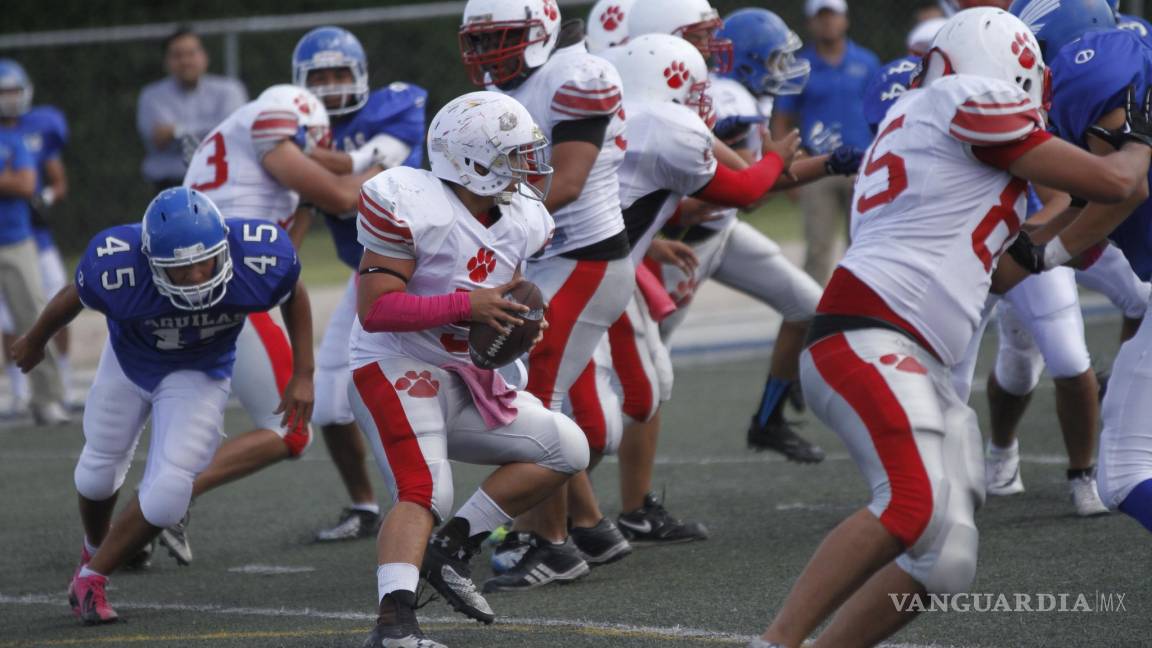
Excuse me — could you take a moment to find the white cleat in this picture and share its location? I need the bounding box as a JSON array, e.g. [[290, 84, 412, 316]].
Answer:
[[1069, 475, 1110, 517], [985, 444, 1025, 496]]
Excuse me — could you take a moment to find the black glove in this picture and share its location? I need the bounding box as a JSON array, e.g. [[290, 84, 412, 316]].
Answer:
[[825, 145, 865, 176], [1006, 229, 1046, 274], [1087, 84, 1152, 149]]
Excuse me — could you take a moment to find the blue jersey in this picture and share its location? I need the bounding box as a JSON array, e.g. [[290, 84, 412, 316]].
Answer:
[[863, 56, 920, 136], [1, 106, 68, 249], [1118, 13, 1152, 46], [773, 40, 880, 153], [0, 132, 34, 246], [1048, 29, 1152, 280], [326, 83, 427, 268], [76, 219, 301, 391]]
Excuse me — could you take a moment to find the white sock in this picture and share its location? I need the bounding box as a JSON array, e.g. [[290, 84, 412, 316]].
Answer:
[[377, 563, 419, 603], [83, 536, 100, 555], [988, 439, 1019, 457], [455, 489, 512, 537], [78, 566, 105, 579], [56, 355, 72, 401], [6, 363, 27, 404], [351, 503, 380, 515]]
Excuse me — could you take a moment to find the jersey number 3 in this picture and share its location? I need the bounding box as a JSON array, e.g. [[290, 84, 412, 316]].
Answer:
[[191, 132, 229, 192]]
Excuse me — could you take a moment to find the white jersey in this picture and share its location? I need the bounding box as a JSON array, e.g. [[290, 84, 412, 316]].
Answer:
[[184, 100, 302, 226], [350, 167, 555, 368], [504, 43, 626, 257], [840, 74, 1048, 366], [705, 76, 764, 232], [616, 101, 716, 266]]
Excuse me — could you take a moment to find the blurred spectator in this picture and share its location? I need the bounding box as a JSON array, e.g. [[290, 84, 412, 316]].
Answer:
[[136, 26, 247, 192], [914, 1, 947, 23], [0, 128, 67, 424], [771, 0, 878, 285]]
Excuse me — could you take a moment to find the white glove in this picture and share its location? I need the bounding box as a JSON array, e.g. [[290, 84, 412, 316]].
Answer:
[[348, 134, 412, 174]]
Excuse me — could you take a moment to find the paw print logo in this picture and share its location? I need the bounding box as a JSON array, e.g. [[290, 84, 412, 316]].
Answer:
[[542, 0, 559, 22], [615, 134, 628, 150], [293, 94, 312, 115], [467, 248, 497, 282], [1010, 32, 1036, 70], [664, 61, 689, 90], [395, 370, 440, 398], [879, 354, 927, 375], [600, 5, 625, 31]]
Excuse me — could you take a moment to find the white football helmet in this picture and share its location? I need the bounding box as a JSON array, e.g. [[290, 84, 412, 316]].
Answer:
[[257, 84, 332, 153], [586, 0, 637, 54], [428, 91, 553, 204], [460, 0, 562, 88], [920, 8, 1049, 108], [627, 0, 733, 72], [601, 34, 712, 122]]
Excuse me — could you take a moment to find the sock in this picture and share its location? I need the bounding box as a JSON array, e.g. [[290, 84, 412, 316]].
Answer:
[[83, 536, 100, 555], [6, 363, 28, 405], [1067, 466, 1094, 481], [1119, 478, 1152, 533], [56, 355, 72, 401], [754, 376, 792, 427], [78, 566, 105, 579], [455, 489, 512, 539], [377, 563, 419, 603], [987, 439, 1019, 456], [351, 503, 380, 515]]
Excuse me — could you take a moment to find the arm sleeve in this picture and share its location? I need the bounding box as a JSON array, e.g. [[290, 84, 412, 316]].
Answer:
[[362, 291, 472, 332], [356, 183, 416, 260], [250, 109, 302, 158], [692, 152, 785, 208]]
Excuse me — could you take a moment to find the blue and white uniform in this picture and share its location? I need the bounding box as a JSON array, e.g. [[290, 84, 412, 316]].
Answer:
[[313, 83, 427, 428], [1118, 13, 1152, 46], [75, 219, 299, 527], [862, 55, 920, 136]]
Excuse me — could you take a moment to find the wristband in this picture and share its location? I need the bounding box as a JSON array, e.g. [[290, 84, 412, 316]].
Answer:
[[1043, 236, 1073, 269]]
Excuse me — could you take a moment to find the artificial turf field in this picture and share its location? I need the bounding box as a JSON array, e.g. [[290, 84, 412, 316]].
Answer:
[[2, 315, 1150, 648]]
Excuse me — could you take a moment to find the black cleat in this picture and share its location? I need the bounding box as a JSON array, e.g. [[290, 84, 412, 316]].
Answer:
[[482, 533, 589, 593], [363, 590, 446, 648], [787, 380, 807, 413], [421, 529, 494, 624], [125, 539, 154, 570], [158, 511, 192, 566], [570, 517, 632, 566], [747, 417, 825, 463], [617, 492, 709, 544], [315, 507, 381, 542]]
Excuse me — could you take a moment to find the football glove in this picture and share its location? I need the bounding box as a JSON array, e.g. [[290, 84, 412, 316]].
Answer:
[[1006, 229, 1046, 274], [1087, 84, 1152, 149], [825, 145, 865, 176]]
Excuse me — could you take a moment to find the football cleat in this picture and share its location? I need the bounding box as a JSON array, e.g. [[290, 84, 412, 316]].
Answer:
[[315, 507, 381, 542], [489, 530, 532, 574], [617, 492, 709, 545], [421, 530, 494, 624], [71, 544, 92, 584], [1069, 474, 1110, 517], [68, 573, 119, 625], [482, 534, 589, 593], [746, 417, 825, 463], [125, 539, 154, 571], [158, 510, 192, 566], [985, 445, 1025, 496], [570, 517, 632, 566], [363, 590, 446, 648]]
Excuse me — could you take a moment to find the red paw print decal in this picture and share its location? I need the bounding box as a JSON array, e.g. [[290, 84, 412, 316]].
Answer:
[[395, 370, 440, 398], [600, 5, 625, 31], [1010, 32, 1036, 70], [615, 134, 628, 150], [293, 94, 311, 115], [542, 0, 559, 21], [664, 61, 689, 90], [467, 247, 497, 282], [879, 353, 927, 375]]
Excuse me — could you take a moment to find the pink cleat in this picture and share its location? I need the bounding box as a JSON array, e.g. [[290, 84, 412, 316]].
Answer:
[[68, 573, 119, 625], [71, 544, 92, 584]]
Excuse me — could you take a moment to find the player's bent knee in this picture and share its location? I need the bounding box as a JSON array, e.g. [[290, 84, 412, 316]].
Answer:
[[994, 347, 1043, 396], [906, 520, 979, 594], [74, 449, 131, 501], [876, 481, 935, 549], [139, 470, 195, 528], [540, 414, 590, 475]]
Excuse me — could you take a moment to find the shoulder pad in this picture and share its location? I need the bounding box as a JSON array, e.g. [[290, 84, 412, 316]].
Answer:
[[547, 52, 624, 119], [931, 75, 1042, 146]]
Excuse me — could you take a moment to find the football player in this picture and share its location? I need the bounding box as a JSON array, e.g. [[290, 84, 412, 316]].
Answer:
[[752, 9, 1152, 647], [459, 0, 635, 589], [164, 84, 380, 564], [289, 26, 429, 543], [12, 188, 311, 625], [1009, 0, 1152, 534], [352, 91, 588, 648], [0, 59, 72, 415], [1108, 0, 1152, 44]]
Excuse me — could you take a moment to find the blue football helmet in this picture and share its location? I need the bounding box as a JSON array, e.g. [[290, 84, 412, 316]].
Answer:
[[141, 188, 233, 311], [718, 9, 810, 97], [0, 59, 32, 118], [292, 26, 369, 116], [1010, 0, 1116, 60], [1106, 0, 1120, 14]]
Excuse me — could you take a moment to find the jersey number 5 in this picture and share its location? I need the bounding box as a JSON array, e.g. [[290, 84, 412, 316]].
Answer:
[[191, 132, 229, 192], [856, 116, 908, 214]]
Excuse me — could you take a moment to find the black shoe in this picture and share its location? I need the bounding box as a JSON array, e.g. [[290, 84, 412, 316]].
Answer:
[[125, 539, 154, 570], [421, 529, 494, 624], [747, 417, 825, 463], [617, 492, 709, 544], [1096, 368, 1110, 403], [787, 381, 807, 414], [482, 534, 590, 593], [363, 590, 446, 648], [570, 518, 632, 566], [158, 511, 192, 566], [315, 507, 381, 542]]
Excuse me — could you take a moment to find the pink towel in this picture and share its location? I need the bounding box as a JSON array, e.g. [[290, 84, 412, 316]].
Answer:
[[635, 263, 678, 322], [442, 362, 518, 430]]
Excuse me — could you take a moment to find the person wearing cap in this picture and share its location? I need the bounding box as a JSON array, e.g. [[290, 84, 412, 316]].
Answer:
[[770, 0, 879, 286]]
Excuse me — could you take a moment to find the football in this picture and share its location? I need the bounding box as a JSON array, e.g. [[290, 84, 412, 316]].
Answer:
[[468, 281, 545, 369]]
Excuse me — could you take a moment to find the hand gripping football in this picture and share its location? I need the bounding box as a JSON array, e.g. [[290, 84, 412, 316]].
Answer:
[[468, 281, 545, 369]]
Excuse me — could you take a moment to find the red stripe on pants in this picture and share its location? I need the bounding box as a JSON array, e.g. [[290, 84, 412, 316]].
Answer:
[[527, 259, 609, 409], [809, 333, 933, 547], [608, 311, 655, 423], [352, 363, 434, 510], [568, 360, 608, 452]]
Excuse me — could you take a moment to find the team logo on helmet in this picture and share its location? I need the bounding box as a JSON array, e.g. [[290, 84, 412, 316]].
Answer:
[[1016, 0, 1062, 33], [542, 0, 559, 21], [499, 111, 519, 131], [1011, 32, 1038, 69], [664, 61, 690, 89], [601, 5, 626, 31]]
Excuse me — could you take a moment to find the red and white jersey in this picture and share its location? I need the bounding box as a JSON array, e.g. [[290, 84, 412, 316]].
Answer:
[[836, 74, 1050, 366], [350, 167, 555, 368], [705, 76, 764, 232], [184, 100, 302, 227], [504, 43, 627, 257], [616, 101, 716, 266]]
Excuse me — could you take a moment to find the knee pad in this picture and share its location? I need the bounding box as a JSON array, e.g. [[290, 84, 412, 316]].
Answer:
[[995, 312, 1043, 396], [282, 424, 314, 458], [74, 448, 131, 502], [1031, 308, 1090, 379], [897, 516, 980, 594], [541, 413, 591, 475], [139, 467, 195, 528]]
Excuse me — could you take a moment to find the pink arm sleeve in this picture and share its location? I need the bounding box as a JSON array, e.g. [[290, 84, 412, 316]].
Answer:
[[362, 290, 473, 332]]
